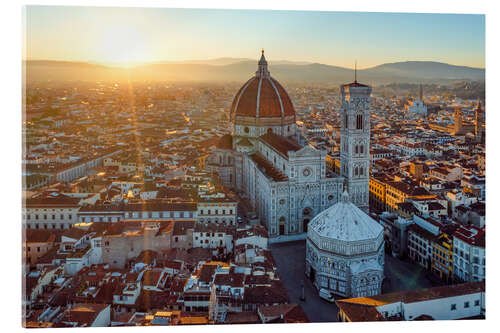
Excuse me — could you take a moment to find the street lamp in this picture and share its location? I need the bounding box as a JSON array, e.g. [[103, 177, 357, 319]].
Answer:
[[300, 280, 306, 301]]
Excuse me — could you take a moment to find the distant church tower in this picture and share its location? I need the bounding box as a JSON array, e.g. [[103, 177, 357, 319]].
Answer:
[[340, 65, 372, 211], [475, 99, 483, 141], [453, 107, 463, 135]]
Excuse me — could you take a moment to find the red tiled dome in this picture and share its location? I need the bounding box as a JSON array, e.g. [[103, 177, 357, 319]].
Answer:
[[230, 52, 295, 124]]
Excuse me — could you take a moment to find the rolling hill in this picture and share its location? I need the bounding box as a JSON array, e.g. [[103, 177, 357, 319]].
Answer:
[[25, 59, 485, 84]]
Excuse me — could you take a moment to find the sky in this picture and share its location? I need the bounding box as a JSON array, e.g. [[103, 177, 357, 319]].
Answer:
[[24, 6, 485, 68]]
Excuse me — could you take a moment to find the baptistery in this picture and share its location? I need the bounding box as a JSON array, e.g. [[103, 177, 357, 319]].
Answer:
[[306, 191, 384, 298]]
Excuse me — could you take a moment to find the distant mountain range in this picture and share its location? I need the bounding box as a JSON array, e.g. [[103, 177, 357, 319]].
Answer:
[[25, 58, 484, 84], [145, 58, 314, 66]]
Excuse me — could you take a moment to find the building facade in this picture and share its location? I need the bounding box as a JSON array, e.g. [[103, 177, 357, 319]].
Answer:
[[24, 192, 80, 230], [336, 282, 485, 322], [453, 226, 485, 283], [197, 200, 238, 226]]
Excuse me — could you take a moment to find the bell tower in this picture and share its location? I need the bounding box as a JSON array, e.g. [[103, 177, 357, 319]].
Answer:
[[340, 65, 372, 211]]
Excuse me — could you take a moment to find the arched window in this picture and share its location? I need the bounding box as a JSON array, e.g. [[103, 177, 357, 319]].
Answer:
[[355, 167, 358, 176], [219, 156, 222, 164], [356, 114, 363, 130], [360, 167, 364, 176], [345, 114, 348, 128], [360, 145, 364, 154], [355, 145, 359, 154]]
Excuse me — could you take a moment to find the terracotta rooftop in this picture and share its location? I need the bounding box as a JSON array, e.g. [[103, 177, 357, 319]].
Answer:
[[407, 223, 437, 241], [250, 153, 288, 182], [336, 302, 386, 322], [214, 273, 245, 288], [62, 227, 88, 241], [24, 229, 57, 243], [172, 220, 196, 236], [224, 311, 260, 324], [258, 303, 309, 323], [259, 132, 302, 157], [142, 270, 164, 287], [337, 282, 485, 322], [244, 284, 289, 305], [198, 264, 218, 284], [216, 134, 233, 150], [25, 192, 80, 208], [454, 225, 485, 247], [61, 303, 109, 327], [231, 76, 295, 120], [339, 281, 484, 307]]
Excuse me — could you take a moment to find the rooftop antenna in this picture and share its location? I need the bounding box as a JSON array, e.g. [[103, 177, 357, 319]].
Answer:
[[354, 60, 358, 83]]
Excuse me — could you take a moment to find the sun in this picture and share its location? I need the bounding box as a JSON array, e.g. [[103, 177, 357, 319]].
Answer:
[[95, 25, 151, 67]]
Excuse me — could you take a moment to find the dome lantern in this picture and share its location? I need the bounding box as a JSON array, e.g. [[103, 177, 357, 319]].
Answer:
[[256, 49, 270, 78]]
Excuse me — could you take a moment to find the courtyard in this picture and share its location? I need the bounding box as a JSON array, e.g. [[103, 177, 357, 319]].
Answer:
[[270, 240, 439, 323]]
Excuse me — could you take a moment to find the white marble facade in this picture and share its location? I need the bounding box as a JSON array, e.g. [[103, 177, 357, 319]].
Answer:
[[208, 130, 344, 240], [306, 192, 385, 298], [241, 141, 343, 238]]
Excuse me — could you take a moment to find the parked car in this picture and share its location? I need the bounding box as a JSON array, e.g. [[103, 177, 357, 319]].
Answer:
[[319, 288, 335, 303]]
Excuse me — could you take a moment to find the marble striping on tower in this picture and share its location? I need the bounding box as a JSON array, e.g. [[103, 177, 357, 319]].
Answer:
[[340, 78, 372, 212]]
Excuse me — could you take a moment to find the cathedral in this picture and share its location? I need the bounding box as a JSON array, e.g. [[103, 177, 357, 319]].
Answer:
[[206, 51, 372, 241]]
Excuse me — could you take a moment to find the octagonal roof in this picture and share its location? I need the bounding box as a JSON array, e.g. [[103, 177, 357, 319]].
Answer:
[[308, 191, 383, 243]]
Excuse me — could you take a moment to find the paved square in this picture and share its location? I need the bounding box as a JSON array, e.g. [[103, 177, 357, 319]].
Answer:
[[271, 240, 438, 323]]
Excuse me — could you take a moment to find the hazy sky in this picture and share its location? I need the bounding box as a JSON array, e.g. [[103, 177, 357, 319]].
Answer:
[[24, 6, 485, 68]]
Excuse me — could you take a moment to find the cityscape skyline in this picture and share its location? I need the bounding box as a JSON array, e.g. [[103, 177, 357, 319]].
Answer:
[[21, 5, 487, 328], [25, 6, 485, 68]]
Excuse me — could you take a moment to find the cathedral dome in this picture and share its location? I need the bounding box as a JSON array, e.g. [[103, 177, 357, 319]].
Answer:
[[307, 191, 383, 255], [230, 50, 296, 127]]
